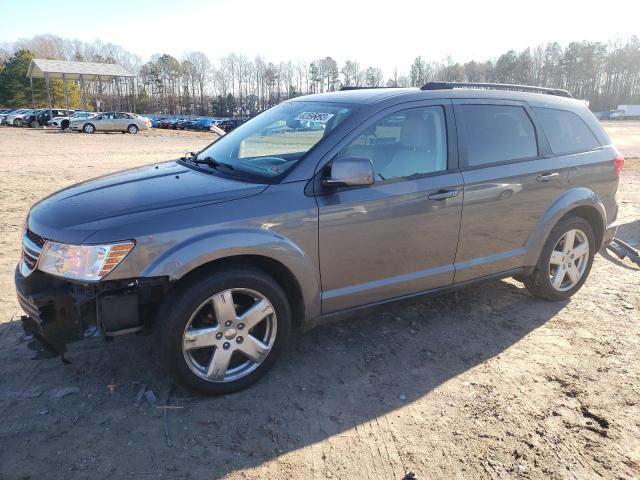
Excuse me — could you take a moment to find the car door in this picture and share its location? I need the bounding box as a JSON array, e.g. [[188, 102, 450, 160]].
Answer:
[[316, 101, 464, 313], [96, 113, 115, 131], [114, 112, 131, 130], [452, 100, 566, 282]]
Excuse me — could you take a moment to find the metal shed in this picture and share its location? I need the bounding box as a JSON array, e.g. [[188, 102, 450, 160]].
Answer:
[[26, 59, 136, 121]]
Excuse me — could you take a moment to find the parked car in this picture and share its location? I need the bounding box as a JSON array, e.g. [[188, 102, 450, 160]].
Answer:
[[216, 118, 247, 132], [69, 111, 151, 134], [194, 118, 216, 130], [0, 108, 21, 125], [51, 111, 94, 130], [175, 118, 194, 130], [159, 118, 179, 129], [16, 82, 622, 395], [5, 109, 36, 127], [24, 108, 73, 128]]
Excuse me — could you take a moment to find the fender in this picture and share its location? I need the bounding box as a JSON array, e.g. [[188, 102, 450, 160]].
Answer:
[[141, 227, 322, 320], [523, 187, 607, 266]]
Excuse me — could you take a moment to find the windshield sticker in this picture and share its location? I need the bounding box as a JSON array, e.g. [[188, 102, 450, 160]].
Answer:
[[295, 112, 334, 124]]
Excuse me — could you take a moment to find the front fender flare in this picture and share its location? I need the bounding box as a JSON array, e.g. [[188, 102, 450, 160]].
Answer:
[[141, 227, 321, 320]]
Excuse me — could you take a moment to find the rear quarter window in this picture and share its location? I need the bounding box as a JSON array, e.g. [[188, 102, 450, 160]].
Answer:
[[459, 104, 538, 167], [533, 107, 601, 155]]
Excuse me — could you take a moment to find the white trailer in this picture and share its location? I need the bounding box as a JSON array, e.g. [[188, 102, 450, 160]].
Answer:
[[610, 105, 640, 119]]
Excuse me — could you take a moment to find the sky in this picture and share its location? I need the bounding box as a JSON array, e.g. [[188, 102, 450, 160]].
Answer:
[[0, 0, 639, 75]]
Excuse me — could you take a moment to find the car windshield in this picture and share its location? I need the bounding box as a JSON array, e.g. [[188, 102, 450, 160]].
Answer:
[[195, 101, 356, 179]]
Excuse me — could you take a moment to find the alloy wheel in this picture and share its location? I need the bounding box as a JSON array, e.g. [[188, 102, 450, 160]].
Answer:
[[182, 288, 277, 383], [548, 228, 590, 291]]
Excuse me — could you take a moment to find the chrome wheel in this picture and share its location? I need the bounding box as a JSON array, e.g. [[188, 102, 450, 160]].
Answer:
[[182, 288, 277, 383], [548, 228, 589, 291]]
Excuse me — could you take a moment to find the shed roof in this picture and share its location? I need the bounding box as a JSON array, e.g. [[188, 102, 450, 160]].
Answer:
[[27, 59, 134, 80]]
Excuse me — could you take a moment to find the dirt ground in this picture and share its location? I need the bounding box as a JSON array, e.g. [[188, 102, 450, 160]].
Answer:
[[0, 124, 638, 480]]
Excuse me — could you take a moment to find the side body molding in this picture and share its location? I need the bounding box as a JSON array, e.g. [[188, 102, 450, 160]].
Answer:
[[523, 187, 607, 266]]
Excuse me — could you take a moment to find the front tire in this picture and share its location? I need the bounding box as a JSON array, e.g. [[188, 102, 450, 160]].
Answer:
[[127, 124, 138, 134], [29, 120, 38, 128], [13, 119, 22, 127], [83, 123, 95, 134], [524, 216, 595, 301], [156, 268, 292, 395]]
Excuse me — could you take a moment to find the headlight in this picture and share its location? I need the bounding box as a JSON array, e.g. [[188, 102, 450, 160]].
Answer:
[[38, 241, 134, 281]]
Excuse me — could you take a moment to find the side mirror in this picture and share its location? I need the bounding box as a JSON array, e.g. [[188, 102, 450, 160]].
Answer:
[[323, 156, 374, 188]]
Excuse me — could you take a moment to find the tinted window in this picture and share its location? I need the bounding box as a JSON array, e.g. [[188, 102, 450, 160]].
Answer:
[[533, 107, 600, 155], [338, 106, 447, 181], [461, 105, 537, 167]]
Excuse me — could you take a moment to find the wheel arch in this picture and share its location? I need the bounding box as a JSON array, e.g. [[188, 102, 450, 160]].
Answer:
[[171, 254, 306, 330], [139, 228, 321, 328], [524, 187, 607, 266]]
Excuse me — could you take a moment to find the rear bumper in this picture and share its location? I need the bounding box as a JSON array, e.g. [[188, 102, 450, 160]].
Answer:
[[603, 222, 618, 247], [15, 265, 169, 353]]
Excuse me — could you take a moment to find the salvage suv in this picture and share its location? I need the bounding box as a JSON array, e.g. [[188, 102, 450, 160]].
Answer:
[[16, 82, 623, 395]]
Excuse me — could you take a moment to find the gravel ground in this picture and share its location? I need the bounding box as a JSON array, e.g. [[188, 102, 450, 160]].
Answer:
[[0, 125, 638, 480]]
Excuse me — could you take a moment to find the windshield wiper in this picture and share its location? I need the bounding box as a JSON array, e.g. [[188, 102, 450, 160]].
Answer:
[[184, 154, 235, 173]]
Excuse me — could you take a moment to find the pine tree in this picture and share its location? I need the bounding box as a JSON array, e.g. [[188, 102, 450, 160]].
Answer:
[[0, 49, 35, 107]]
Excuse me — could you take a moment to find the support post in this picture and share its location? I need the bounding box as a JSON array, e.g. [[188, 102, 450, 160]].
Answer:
[[80, 74, 86, 111], [30, 77, 36, 111], [63, 73, 69, 112], [115, 78, 122, 111], [45, 73, 53, 126], [132, 77, 137, 113]]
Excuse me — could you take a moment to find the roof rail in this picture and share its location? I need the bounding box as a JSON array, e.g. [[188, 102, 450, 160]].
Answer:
[[420, 81, 573, 98], [339, 86, 398, 91]]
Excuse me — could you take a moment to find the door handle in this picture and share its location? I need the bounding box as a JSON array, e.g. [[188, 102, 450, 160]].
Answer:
[[536, 172, 560, 182], [428, 189, 459, 200]]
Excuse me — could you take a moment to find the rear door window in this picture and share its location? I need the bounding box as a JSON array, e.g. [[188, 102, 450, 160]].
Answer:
[[533, 107, 600, 155], [459, 105, 538, 167]]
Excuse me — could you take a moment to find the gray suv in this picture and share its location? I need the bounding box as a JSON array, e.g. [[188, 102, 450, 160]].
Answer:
[[16, 82, 623, 394]]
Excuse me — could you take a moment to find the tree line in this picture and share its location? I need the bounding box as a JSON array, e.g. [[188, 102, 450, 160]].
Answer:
[[1, 34, 639, 115]]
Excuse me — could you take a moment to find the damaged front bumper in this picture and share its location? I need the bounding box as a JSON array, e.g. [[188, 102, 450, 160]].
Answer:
[[15, 265, 169, 355]]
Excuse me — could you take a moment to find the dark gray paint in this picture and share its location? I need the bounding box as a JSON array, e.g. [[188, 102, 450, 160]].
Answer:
[[23, 87, 621, 328]]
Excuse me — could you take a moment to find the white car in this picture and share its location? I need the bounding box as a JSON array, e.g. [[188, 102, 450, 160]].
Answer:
[[51, 111, 95, 130], [5, 109, 34, 127]]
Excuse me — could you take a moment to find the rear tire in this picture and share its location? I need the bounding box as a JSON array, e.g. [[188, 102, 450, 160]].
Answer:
[[155, 268, 292, 395], [61, 120, 69, 130], [29, 120, 38, 128], [524, 216, 595, 301]]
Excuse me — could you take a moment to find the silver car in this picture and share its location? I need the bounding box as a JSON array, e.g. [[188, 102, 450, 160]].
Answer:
[[70, 111, 151, 134], [16, 82, 622, 395]]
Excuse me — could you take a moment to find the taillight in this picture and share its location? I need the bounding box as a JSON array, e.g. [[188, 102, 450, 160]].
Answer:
[[614, 154, 625, 176]]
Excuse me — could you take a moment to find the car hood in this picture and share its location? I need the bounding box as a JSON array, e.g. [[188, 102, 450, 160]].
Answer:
[[28, 161, 267, 243]]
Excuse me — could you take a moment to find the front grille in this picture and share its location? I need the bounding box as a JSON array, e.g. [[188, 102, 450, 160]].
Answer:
[[26, 229, 45, 248], [17, 290, 42, 321], [20, 230, 45, 277]]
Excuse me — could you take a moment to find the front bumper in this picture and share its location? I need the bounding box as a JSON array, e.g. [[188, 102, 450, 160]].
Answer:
[[15, 266, 169, 353]]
